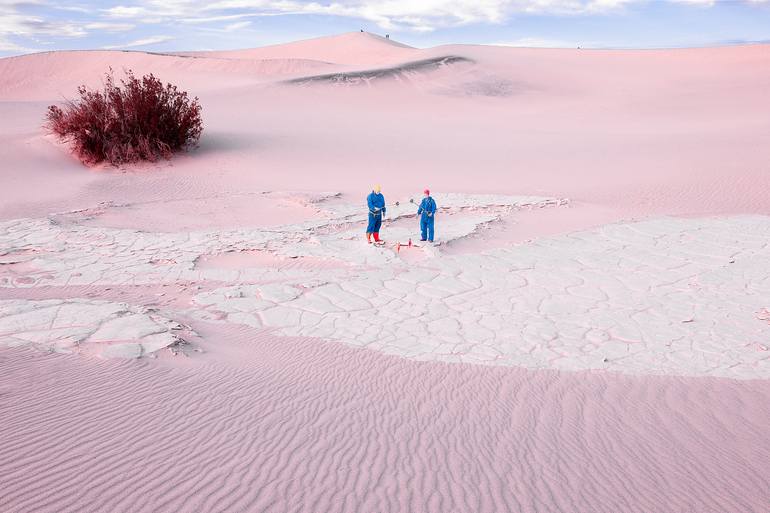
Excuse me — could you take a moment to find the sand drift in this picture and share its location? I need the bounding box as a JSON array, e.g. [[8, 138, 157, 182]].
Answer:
[[1, 193, 767, 379]]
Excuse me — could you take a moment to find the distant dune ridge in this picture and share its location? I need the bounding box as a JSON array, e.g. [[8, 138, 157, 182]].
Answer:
[[1, 32, 769, 513], [174, 31, 418, 65]]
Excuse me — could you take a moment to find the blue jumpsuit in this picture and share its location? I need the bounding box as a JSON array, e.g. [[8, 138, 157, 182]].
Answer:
[[417, 196, 437, 242], [366, 191, 386, 235]]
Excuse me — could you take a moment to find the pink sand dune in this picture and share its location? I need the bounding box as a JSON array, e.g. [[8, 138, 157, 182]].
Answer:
[[0, 51, 332, 101], [176, 31, 418, 65]]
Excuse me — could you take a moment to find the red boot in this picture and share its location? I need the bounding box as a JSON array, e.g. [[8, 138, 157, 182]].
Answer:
[[373, 232, 381, 243], [366, 233, 372, 243]]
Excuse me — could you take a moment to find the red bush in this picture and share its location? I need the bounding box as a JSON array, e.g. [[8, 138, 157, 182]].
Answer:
[[46, 70, 203, 166]]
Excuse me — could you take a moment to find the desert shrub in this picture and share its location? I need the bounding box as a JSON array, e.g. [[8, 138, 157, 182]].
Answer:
[[46, 70, 203, 166]]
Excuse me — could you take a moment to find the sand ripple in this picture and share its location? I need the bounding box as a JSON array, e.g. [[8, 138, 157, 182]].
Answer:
[[0, 335, 768, 513]]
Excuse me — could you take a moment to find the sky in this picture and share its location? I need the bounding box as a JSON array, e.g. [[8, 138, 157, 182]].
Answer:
[[1, 0, 770, 57]]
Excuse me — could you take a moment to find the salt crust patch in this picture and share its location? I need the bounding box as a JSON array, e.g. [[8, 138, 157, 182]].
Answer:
[[1, 194, 769, 377], [0, 193, 563, 287], [194, 216, 770, 379], [0, 299, 188, 358]]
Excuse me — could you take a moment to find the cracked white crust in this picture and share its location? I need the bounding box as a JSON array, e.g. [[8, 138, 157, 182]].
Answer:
[[193, 216, 770, 379], [0, 299, 189, 358], [1, 193, 768, 377], [0, 193, 564, 287]]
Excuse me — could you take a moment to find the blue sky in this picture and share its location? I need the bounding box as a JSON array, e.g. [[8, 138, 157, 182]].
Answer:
[[1, 1, 770, 57]]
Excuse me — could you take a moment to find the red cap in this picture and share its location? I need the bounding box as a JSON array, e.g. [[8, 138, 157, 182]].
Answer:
[[424, 189, 430, 195]]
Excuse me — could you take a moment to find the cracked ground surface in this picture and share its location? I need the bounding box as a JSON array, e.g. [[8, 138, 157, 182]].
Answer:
[[0, 299, 190, 358], [1, 193, 768, 378]]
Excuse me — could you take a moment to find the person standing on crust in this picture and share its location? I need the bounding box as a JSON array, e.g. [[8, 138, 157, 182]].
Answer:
[[417, 188, 437, 243], [366, 185, 386, 243]]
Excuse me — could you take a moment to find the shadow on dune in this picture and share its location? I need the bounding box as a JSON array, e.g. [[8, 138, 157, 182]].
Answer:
[[284, 55, 473, 85], [193, 131, 270, 156], [432, 77, 525, 97], [283, 54, 524, 97]]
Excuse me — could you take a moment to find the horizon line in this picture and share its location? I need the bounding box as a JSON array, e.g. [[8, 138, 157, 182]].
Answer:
[[2, 30, 770, 61]]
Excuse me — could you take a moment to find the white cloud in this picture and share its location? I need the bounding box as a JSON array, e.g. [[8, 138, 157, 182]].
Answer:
[[224, 20, 252, 31], [97, 0, 770, 33], [52, 5, 93, 14], [0, 39, 31, 52], [92, 0, 645, 32], [177, 12, 286, 24], [84, 22, 135, 32], [670, 0, 716, 6], [0, 12, 87, 38], [103, 5, 150, 18], [103, 34, 173, 49], [496, 37, 594, 48], [0, 1, 84, 53]]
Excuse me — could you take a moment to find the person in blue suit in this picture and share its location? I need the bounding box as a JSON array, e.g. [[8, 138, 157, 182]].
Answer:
[[417, 188, 437, 243], [366, 185, 386, 243]]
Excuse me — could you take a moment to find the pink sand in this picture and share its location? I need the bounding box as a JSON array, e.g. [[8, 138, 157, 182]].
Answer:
[[1, 32, 769, 511], [1, 337, 768, 513]]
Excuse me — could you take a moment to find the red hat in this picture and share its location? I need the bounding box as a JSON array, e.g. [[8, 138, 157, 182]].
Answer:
[[424, 189, 430, 195]]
